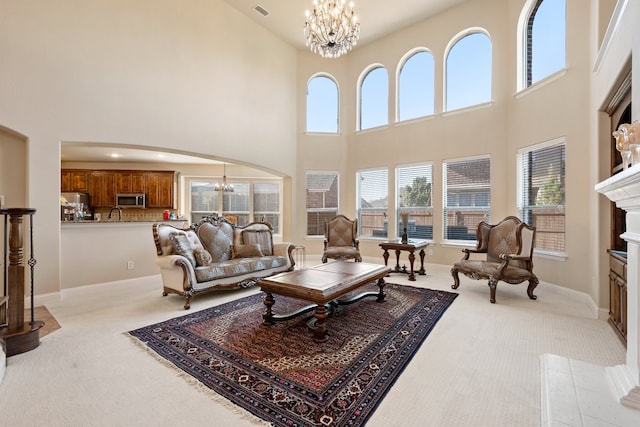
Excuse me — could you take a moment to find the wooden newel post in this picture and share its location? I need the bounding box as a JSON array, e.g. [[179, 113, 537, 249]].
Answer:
[[0, 208, 42, 356]]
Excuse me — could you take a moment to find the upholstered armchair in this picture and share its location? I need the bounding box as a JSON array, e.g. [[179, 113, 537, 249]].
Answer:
[[322, 215, 362, 263], [451, 216, 538, 303]]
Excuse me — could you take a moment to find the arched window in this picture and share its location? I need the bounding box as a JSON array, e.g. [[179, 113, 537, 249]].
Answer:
[[398, 50, 435, 122], [445, 31, 492, 112], [359, 66, 388, 131], [306, 75, 339, 133], [525, 0, 566, 86]]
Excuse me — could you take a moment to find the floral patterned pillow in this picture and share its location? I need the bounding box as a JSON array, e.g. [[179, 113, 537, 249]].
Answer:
[[193, 248, 213, 266], [169, 232, 196, 268]]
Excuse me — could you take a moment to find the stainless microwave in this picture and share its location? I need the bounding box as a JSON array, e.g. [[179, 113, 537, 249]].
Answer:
[[116, 193, 146, 208]]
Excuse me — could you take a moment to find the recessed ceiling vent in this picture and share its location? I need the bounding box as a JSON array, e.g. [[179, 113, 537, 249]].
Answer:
[[254, 5, 269, 17]]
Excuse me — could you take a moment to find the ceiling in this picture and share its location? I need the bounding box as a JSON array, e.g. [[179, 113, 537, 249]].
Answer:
[[61, 0, 467, 165], [223, 0, 468, 50]]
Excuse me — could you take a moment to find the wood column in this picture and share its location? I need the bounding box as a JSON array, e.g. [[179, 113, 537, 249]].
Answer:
[[0, 208, 42, 356]]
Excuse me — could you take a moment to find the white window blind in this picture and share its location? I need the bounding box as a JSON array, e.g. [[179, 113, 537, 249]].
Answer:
[[397, 164, 433, 240], [443, 157, 491, 241], [518, 141, 565, 253], [253, 182, 280, 233], [357, 169, 388, 238]]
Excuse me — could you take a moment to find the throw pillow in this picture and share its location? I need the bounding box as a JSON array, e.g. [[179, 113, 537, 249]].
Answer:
[[241, 229, 273, 256], [232, 243, 264, 259], [169, 232, 197, 268], [193, 248, 213, 266]]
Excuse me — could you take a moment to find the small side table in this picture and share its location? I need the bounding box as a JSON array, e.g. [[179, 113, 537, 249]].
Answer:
[[379, 239, 429, 281]]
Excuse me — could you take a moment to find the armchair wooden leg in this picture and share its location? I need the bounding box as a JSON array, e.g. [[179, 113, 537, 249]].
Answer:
[[451, 268, 461, 290], [527, 278, 539, 300], [488, 279, 498, 303]]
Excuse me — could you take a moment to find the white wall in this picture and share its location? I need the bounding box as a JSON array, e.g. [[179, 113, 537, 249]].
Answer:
[[0, 0, 298, 295]]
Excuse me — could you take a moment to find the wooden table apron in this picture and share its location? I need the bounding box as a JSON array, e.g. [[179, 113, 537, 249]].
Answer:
[[379, 239, 430, 281], [257, 261, 391, 342]]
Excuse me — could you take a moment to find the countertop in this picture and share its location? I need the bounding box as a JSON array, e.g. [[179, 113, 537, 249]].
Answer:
[[61, 219, 187, 227]]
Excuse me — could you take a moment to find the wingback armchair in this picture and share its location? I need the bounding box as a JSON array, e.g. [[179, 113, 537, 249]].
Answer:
[[322, 214, 362, 263], [451, 216, 538, 303]]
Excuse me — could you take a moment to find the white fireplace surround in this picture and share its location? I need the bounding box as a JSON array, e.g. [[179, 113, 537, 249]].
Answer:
[[596, 165, 640, 408]]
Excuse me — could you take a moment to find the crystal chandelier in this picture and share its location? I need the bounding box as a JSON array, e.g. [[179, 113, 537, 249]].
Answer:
[[214, 163, 234, 192], [304, 0, 360, 59]]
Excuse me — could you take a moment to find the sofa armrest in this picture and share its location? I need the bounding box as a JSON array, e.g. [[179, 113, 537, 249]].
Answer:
[[155, 254, 198, 292], [274, 242, 295, 268]]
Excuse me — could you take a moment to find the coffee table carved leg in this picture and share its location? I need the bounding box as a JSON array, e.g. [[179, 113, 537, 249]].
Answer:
[[408, 250, 416, 281], [262, 292, 275, 326], [313, 304, 329, 342], [417, 249, 426, 275], [376, 277, 386, 302]]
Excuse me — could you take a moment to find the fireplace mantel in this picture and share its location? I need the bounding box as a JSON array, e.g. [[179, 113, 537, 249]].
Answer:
[[596, 166, 640, 409]]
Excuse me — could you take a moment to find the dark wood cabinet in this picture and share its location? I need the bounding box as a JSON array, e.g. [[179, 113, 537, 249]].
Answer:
[[62, 168, 174, 209], [608, 250, 627, 344], [145, 171, 174, 208], [115, 171, 145, 194], [89, 171, 116, 207], [61, 170, 89, 192]]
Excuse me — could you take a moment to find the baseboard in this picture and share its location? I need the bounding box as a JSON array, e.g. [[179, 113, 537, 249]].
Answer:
[[539, 281, 600, 319]]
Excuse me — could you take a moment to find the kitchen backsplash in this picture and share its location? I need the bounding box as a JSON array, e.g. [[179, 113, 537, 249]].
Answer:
[[92, 207, 180, 222]]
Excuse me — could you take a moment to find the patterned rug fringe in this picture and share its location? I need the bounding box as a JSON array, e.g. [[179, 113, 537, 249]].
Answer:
[[124, 332, 271, 427]]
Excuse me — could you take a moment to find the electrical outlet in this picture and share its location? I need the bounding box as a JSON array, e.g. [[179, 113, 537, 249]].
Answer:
[[0, 195, 4, 208], [428, 249, 433, 256], [127, 260, 134, 270]]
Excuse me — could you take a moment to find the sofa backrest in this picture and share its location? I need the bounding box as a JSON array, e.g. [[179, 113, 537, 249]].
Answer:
[[195, 219, 235, 263]]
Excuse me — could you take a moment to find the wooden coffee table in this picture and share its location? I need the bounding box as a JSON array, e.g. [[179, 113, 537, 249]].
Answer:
[[258, 261, 391, 342]]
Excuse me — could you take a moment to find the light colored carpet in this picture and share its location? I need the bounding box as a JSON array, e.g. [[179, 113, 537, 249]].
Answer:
[[0, 260, 627, 426]]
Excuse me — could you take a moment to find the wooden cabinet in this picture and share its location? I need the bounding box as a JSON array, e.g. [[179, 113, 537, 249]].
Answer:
[[62, 169, 174, 209], [115, 171, 145, 194], [89, 171, 116, 207], [61, 170, 89, 192], [145, 171, 174, 208], [608, 250, 627, 345]]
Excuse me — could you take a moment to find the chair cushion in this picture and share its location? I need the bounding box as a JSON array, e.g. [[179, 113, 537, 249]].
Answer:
[[323, 247, 360, 259], [194, 256, 288, 283]]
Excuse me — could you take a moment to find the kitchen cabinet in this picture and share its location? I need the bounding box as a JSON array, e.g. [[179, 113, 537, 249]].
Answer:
[[61, 170, 89, 192], [145, 171, 174, 208], [115, 171, 145, 194], [89, 171, 116, 207]]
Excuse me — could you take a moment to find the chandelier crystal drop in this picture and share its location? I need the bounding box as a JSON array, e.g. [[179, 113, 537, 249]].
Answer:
[[304, 0, 360, 59], [214, 163, 234, 192]]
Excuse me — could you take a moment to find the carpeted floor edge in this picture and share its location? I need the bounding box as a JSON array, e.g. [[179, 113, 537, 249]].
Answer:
[[124, 332, 271, 427]]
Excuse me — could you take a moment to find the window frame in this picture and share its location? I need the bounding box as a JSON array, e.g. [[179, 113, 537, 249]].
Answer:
[[396, 163, 434, 241], [185, 176, 283, 235], [442, 155, 491, 243], [396, 48, 435, 123], [357, 64, 389, 131], [356, 167, 389, 239], [305, 171, 340, 238], [306, 73, 340, 134], [517, 138, 566, 257]]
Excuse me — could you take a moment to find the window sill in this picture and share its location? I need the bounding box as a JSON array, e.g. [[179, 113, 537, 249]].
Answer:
[[514, 68, 567, 99], [533, 250, 567, 261]]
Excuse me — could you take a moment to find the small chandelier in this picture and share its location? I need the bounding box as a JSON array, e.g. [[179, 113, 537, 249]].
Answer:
[[304, 0, 360, 59], [214, 163, 234, 192]]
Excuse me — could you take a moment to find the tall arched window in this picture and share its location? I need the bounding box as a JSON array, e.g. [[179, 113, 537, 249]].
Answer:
[[306, 75, 339, 133], [398, 50, 435, 122], [445, 31, 492, 112], [359, 66, 388, 131], [526, 0, 566, 86]]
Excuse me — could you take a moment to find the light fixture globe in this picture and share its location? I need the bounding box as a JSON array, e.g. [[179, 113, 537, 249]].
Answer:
[[304, 0, 360, 59]]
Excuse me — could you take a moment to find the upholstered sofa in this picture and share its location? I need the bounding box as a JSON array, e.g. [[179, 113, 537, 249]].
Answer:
[[152, 216, 295, 309]]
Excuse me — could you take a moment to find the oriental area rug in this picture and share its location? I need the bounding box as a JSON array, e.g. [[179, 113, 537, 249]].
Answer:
[[128, 283, 457, 426]]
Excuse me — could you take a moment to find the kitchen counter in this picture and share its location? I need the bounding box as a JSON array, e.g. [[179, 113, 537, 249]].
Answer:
[[61, 219, 187, 228]]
